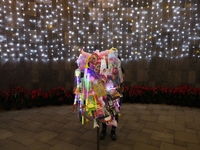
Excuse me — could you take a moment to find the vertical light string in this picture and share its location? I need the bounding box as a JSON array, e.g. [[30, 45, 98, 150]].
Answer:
[[157, 0, 162, 58], [181, 0, 186, 57], [130, 1, 135, 60], [196, 0, 200, 57], [76, 0, 80, 55], [116, 0, 120, 58], [186, 0, 190, 57], [144, 0, 149, 59], [101, 5, 104, 51], [190, 0, 195, 58], [171, 0, 175, 58], [71, 1, 75, 59], [7, 0, 12, 61], [193, 0, 198, 57], [34, 1, 38, 62], [188, 0, 192, 57], [21, 2, 27, 61], [125, 1, 128, 61], [96, 1, 101, 51], [67, 0, 71, 61], [148, 0, 153, 60], [82, 1, 86, 52], [55, 0, 59, 61], [177, 1, 181, 58], [166, 0, 170, 58], [0, 0, 3, 60], [60, 3, 64, 60]]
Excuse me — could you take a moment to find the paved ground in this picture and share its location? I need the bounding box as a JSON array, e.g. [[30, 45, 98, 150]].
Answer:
[[0, 103, 200, 150]]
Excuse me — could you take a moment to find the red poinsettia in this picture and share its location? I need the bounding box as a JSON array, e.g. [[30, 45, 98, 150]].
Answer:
[[31, 89, 44, 107]]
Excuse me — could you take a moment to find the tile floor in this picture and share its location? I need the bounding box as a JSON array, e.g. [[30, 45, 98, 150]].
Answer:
[[0, 103, 200, 150]]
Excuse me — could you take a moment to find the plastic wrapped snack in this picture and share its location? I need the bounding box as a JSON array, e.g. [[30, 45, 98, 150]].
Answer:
[[94, 101, 105, 119], [100, 57, 107, 76], [89, 53, 99, 64]]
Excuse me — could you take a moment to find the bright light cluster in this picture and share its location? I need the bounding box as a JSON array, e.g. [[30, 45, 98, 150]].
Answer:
[[0, 0, 199, 62]]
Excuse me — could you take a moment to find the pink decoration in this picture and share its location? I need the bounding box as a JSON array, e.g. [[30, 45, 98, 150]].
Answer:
[[81, 50, 91, 57]]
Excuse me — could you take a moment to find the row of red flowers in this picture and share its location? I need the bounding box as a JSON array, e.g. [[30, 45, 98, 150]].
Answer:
[[124, 85, 200, 107], [1, 86, 74, 110], [1, 85, 200, 110]]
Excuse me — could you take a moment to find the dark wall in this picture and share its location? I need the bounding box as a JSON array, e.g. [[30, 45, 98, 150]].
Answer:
[[122, 57, 200, 88], [1, 56, 200, 93]]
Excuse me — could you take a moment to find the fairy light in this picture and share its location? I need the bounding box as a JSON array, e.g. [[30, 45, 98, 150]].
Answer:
[[0, 1, 199, 62]]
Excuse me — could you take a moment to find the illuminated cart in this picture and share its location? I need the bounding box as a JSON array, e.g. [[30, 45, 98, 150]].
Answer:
[[73, 48, 124, 150]]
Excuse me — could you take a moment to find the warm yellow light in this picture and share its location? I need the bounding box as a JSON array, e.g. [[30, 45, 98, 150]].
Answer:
[[67, 7, 70, 10], [149, 36, 152, 39], [131, 20, 134, 23], [49, 25, 52, 28], [196, 50, 199, 53], [166, 6, 169, 9], [147, 6, 149, 8], [135, 51, 137, 54]]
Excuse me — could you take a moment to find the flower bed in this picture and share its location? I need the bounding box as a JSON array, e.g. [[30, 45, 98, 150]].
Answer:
[[1, 85, 200, 110], [0, 86, 74, 110], [123, 85, 200, 107]]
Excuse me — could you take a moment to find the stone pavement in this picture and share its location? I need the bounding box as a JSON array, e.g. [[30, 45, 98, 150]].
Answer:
[[1, 103, 200, 150]]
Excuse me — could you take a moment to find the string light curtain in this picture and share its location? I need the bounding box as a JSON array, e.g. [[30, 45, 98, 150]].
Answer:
[[0, 0, 199, 62]]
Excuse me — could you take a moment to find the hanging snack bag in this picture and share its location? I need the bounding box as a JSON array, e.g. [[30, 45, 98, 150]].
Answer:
[[95, 101, 105, 119], [107, 75, 119, 87], [103, 114, 113, 123], [106, 119, 117, 127], [94, 61, 101, 73], [100, 56, 107, 76], [108, 52, 118, 71], [93, 83, 107, 98], [107, 89, 121, 100], [98, 75, 108, 84], [86, 94, 97, 112], [89, 53, 99, 64]]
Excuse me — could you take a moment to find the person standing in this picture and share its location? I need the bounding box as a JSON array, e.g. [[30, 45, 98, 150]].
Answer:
[[100, 66, 125, 141]]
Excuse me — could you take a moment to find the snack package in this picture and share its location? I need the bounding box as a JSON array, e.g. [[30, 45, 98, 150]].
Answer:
[[106, 119, 117, 127], [107, 68, 112, 75], [95, 101, 105, 119], [89, 67, 100, 79], [74, 69, 81, 92], [86, 94, 97, 112], [94, 61, 101, 73], [108, 52, 118, 70], [112, 67, 119, 75], [103, 114, 113, 122], [77, 54, 88, 71], [107, 99, 114, 107], [107, 75, 119, 87], [93, 83, 107, 98], [100, 57, 107, 76], [107, 89, 121, 100], [98, 75, 108, 84], [86, 111, 94, 120], [89, 53, 99, 64]]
